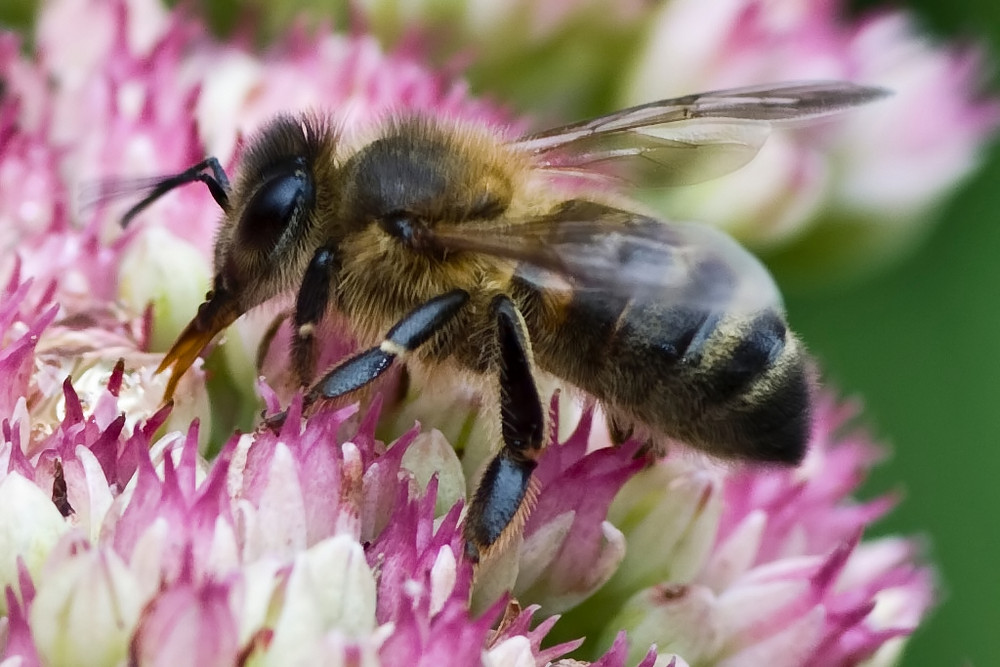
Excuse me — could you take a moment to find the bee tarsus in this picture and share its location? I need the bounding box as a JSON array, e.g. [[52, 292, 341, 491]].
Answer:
[[463, 295, 546, 562], [305, 289, 470, 402]]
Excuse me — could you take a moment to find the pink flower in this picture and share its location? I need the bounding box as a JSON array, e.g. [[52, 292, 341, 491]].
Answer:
[[130, 575, 241, 667], [555, 397, 934, 665], [0, 0, 940, 664], [513, 400, 646, 614], [0, 264, 933, 664]]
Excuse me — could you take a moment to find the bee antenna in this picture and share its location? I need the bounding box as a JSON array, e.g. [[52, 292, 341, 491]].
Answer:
[[120, 157, 232, 228]]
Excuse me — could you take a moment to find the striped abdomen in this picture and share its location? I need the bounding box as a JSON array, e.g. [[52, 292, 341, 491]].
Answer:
[[513, 259, 811, 465]]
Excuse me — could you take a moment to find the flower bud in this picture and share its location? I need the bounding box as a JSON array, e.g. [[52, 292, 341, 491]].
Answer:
[[30, 541, 145, 667], [130, 580, 240, 667], [118, 225, 212, 352], [0, 472, 69, 612], [401, 429, 467, 517], [263, 535, 378, 662]]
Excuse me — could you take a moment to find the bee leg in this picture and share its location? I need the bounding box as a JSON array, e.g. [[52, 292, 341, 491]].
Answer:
[[255, 309, 292, 373], [606, 412, 634, 445], [290, 246, 340, 386], [121, 157, 231, 228], [262, 289, 469, 430], [305, 288, 469, 404], [463, 296, 545, 563]]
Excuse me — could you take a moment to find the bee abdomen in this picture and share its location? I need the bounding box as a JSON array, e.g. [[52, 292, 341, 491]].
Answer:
[[694, 311, 811, 463], [521, 282, 810, 466], [698, 310, 789, 402], [623, 304, 810, 464]]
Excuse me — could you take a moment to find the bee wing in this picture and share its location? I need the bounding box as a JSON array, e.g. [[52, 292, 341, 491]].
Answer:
[[433, 202, 782, 314], [513, 81, 889, 187]]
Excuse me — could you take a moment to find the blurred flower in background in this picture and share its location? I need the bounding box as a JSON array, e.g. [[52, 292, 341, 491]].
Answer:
[[297, 0, 999, 287], [0, 0, 985, 663], [221, 0, 653, 119], [623, 0, 1000, 286]]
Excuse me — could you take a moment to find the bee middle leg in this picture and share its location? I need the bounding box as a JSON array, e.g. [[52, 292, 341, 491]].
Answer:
[[263, 289, 471, 429], [463, 295, 546, 563]]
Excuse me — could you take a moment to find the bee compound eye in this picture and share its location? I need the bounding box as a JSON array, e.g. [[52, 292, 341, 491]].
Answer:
[[237, 164, 314, 252]]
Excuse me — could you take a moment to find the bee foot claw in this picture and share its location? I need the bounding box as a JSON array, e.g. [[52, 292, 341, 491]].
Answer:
[[260, 410, 288, 432]]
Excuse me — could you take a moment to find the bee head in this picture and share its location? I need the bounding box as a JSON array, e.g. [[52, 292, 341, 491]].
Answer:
[[214, 115, 332, 310], [158, 115, 336, 400]]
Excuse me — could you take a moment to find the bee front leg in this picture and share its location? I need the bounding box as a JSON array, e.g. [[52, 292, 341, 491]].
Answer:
[[463, 296, 546, 563], [290, 246, 340, 386]]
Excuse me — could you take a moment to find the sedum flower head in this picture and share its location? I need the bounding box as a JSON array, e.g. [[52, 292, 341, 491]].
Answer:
[[211, 0, 653, 118], [590, 397, 934, 666], [0, 0, 937, 664]]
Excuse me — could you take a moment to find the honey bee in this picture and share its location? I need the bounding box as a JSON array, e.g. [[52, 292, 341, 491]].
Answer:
[[120, 81, 886, 561]]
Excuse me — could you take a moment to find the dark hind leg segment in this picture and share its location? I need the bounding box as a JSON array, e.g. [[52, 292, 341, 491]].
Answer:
[[463, 296, 546, 562]]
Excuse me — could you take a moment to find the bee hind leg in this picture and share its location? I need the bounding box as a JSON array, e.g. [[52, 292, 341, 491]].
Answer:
[[463, 296, 546, 563]]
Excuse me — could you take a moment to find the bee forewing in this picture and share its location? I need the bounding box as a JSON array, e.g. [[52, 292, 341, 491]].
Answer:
[[517, 81, 888, 150], [514, 81, 889, 187], [538, 120, 773, 188], [664, 220, 784, 314], [540, 218, 782, 315], [434, 210, 782, 315]]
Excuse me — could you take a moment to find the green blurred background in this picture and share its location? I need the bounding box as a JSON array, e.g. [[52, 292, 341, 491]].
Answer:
[[794, 1, 1000, 664], [2, 0, 999, 664]]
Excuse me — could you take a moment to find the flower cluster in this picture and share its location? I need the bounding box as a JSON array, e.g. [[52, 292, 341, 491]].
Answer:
[[561, 395, 935, 665], [0, 0, 970, 664], [0, 342, 512, 664], [0, 277, 933, 664]]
